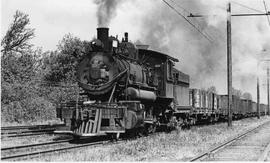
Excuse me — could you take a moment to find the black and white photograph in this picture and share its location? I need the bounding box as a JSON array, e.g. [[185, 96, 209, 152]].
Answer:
[[1, 0, 270, 161]]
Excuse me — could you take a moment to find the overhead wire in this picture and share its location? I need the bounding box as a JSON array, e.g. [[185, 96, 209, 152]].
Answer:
[[231, 1, 265, 13], [162, 0, 214, 43], [231, 1, 270, 28], [169, 0, 216, 42], [263, 0, 270, 27], [169, 0, 192, 14]]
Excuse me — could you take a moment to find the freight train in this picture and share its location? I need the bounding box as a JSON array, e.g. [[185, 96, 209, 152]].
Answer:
[[55, 28, 268, 138]]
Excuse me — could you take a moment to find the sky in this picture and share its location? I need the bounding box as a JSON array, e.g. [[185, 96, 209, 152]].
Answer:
[[1, 0, 270, 103]]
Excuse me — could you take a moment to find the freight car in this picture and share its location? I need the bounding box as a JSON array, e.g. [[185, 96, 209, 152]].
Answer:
[[56, 27, 268, 138], [218, 96, 265, 120], [187, 89, 219, 123], [260, 104, 267, 116]]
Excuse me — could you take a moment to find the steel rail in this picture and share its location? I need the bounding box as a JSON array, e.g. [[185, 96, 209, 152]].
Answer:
[[1, 140, 111, 160], [1, 132, 55, 138], [1, 139, 72, 151], [258, 141, 270, 161], [189, 120, 270, 161], [1, 124, 65, 130], [1, 128, 56, 135], [1, 124, 65, 138]]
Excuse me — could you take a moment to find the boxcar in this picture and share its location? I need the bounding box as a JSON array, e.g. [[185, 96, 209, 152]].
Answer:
[[242, 99, 252, 117], [172, 68, 190, 107], [218, 95, 243, 119], [211, 93, 219, 121], [201, 90, 207, 110], [247, 100, 252, 116], [207, 92, 212, 111], [212, 93, 218, 111], [232, 95, 241, 119], [239, 99, 245, 116], [189, 89, 201, 109], [260, 104, 266, 116], [218, 95, 228, 119], [264, 104, 268, 115], [208, 92, 218, 112], [251, 102, 257, 116], [265, 104, 268, 115]]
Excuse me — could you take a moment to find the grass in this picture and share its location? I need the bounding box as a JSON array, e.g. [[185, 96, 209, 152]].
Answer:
[[14, 116, 270, 161]]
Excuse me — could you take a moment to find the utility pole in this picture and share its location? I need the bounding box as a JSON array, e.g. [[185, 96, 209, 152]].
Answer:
[[227, 2, 232, 127], [188, 2, 270, 127], [267, 66, 270, 115], [257, 76, 260, 119], [258, 59, 270, 115]]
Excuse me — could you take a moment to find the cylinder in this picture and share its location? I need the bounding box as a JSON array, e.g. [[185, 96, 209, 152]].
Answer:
[[97, 27, 109, 51], [125, 87, 156, 101]]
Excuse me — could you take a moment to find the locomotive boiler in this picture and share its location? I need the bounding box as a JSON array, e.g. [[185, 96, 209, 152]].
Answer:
[[56, 27, 190, 138]]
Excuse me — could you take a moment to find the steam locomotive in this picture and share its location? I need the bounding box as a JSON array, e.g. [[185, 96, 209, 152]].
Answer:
[[55, 28, 268, 138]]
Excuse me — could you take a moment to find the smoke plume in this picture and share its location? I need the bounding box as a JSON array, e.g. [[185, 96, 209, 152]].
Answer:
[[94, 0, 122, 27], [133, 0, 270, 103]]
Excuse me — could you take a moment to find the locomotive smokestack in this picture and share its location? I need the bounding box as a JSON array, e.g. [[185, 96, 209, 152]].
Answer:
[[124, 32, 128, 42], [97, 27, 109, 51]]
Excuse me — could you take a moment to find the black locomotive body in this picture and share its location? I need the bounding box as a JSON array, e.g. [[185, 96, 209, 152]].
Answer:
[[56, 28, 190, 137]]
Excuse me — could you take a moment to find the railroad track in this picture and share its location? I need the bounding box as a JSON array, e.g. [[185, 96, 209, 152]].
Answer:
[[1, 124, 65, 130], [1, 124, 65, 138], [190, 120, 270, 161], [1, 138, 111, 161], [1, 131, 55, 138]]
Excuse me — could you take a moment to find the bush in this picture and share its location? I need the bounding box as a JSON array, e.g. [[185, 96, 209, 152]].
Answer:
[[1, 81, 78, 124], [1, 97, 55, 123], [37, 84, 79, 105]]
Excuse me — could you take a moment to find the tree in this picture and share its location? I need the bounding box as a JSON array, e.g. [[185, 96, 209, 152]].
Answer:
[[232, 87, 242, 98], [57, 33, 91, 59], [1, 11, 38, 83], [242, 92, 252, 100], [40, 50, 72, 83], [1, 10, 35, 55], [41, 34, 91, 83], [207, 86, 217, 93]]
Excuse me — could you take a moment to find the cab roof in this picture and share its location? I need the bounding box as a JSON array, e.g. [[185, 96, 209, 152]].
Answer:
[[138, 49, 179, 62]]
